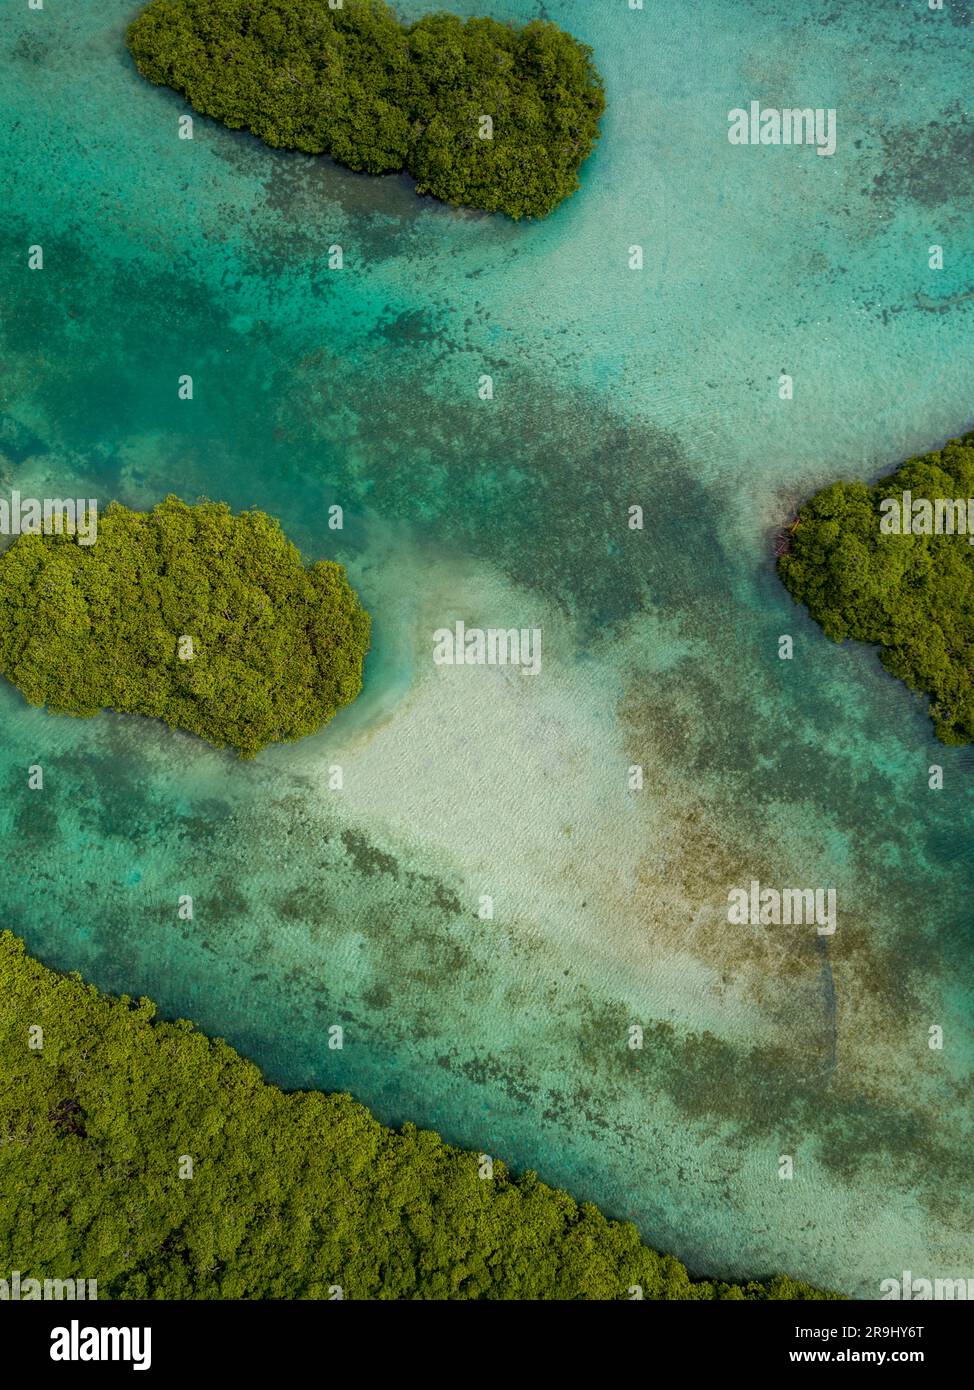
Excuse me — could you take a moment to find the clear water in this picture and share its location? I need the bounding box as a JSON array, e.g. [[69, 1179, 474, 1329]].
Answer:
[[1, 0, 972, 1296]]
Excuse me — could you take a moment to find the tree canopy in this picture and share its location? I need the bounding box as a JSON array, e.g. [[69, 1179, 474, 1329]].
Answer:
[[0, 497, 370, 757], [126, 0, 605, 219], [778, 431, 974, 744], [0, 933, 836, 1299]]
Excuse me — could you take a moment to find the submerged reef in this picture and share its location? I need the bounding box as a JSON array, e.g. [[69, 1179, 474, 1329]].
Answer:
[[779, 430, 974, 744], [0, 496, 370, 756], [126, 0, 605, 219]]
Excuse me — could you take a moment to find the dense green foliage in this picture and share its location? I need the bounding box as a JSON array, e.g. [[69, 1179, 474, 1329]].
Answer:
[[0, 497, 370, 757], [0, 935, 836, 1300], [126, 0, 605, 219], [779, 431, 974, 744]]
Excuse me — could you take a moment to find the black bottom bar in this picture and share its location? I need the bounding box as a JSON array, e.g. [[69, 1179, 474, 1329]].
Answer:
[[3, 1296, 965, 1375]]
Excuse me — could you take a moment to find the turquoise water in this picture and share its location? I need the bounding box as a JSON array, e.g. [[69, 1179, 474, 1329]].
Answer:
[[2, 0, 973, 1296]]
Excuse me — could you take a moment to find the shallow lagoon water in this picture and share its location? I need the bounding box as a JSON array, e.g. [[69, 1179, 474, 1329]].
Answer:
[[1, 0, 972, 1294]]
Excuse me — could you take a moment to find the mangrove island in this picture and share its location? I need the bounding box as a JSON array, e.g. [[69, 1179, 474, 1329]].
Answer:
[[0, 931, 837, 1300], [126, 0, 605, 220], [0, 496, 370, 756], [778, 430, 974, 745]]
